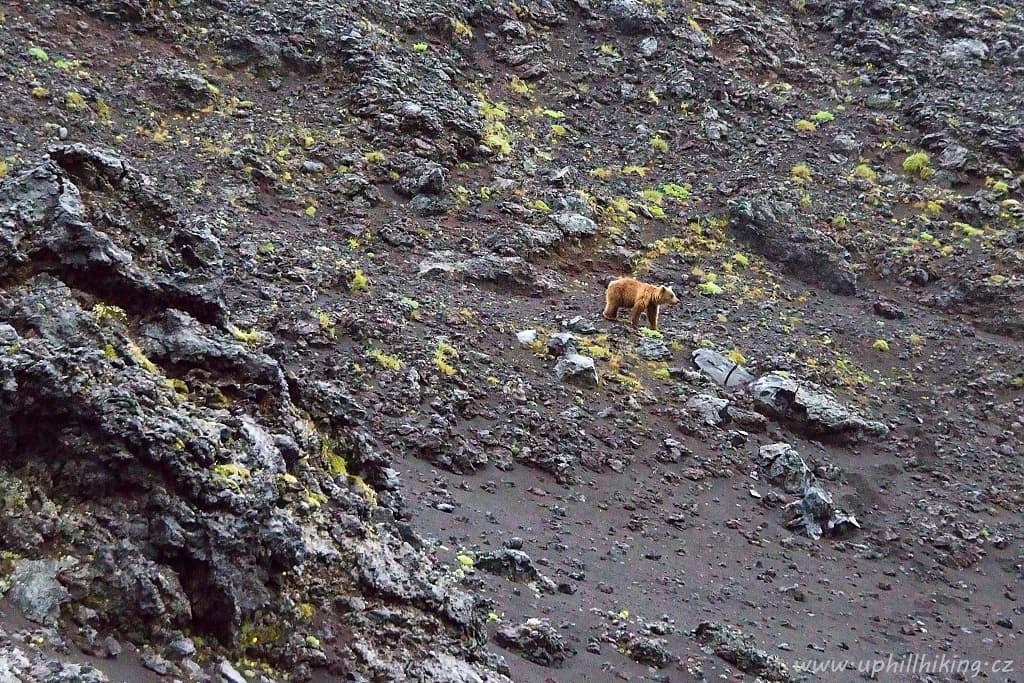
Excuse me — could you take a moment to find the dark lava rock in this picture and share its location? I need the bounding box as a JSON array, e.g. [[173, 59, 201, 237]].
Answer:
[[622, 634, 673, 668], [785, 484, 860, 540], [137, 309, 287, 396], [636, 336, 672, 360], [728, 198, 857, 296], [686, 394, 730, 427], [394, 161, 447, 197], [0, 276, 300, 639], [694, 622, 794, 682], [550, 212, 598, 238], [475, 549, 556, 593], [873, 300, 907, 319], [0, 145, 225, 325], [562, 316, 597, 335], [605, 0, 660, 34], [494, 618, 574, 667], [152, 66, 217, 110]]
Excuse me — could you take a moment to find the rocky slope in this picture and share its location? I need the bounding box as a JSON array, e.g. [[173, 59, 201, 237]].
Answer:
[[0, 0, 1021, 681]]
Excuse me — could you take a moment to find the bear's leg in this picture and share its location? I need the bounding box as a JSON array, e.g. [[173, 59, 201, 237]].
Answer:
[[630, 303, 645, 326], [646, 303, 659, 330], [602, 291, 619, 321]]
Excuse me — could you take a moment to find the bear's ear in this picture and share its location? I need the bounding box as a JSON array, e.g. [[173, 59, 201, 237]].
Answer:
[[658, 285, 666, 293]]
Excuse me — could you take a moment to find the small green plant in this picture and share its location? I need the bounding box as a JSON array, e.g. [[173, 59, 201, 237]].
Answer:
[[662, 182, 691, 200], [368, 348, 402, 370], [542, 109, 565, 120], [795, 119, 817, 132], [509, 75, 533, 95], [790, 163, 812, 183], [229, 325, 260, 344], [435, 341, 458, 376], [29, 46, 49, 62], [126, 340, 159, 374], [902, 152, 935, 179], [92, 302, 128, 324], [953, 221, 984, 237], [732, 253, 749, 267], [650, 363, 672, 381], [452, 18, 474, 40], [364, 150, 386, 163], [531, 199, 551, 212], [65, 91, 87, 109], [853, 163, 877, 181], [811, 110, 835, 123], [213, 463, 252, 491], [986, 177, 1010, 196], [350, 269, 369, 292], [872, 339, 890, 352], [640, 188, 664, 205], [638, 327, 663, 339], [650, 135, 669, 152], [645, 204, 666, 219], [412, 42, 429, 52], [484, 128, 511, 155]]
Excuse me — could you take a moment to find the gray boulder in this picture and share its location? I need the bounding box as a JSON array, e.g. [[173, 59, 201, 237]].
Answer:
[[554, 354, 599, 386], [749, 373, 889, 443], [760, 443, 811, 494], [7, 558, 74, 624], [550, 212, 597, 238]]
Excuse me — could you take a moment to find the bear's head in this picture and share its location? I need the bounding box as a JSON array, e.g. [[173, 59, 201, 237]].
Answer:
[[658, 285, 679, 306]]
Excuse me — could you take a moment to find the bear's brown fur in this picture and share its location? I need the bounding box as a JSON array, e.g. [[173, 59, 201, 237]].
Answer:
[[602, 277, 679, 330]]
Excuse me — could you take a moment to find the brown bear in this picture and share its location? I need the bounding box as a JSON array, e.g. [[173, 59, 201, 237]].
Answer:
[[602, 277, 679, 330]]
